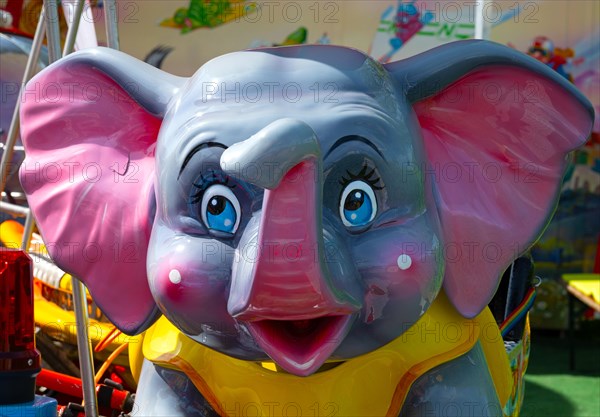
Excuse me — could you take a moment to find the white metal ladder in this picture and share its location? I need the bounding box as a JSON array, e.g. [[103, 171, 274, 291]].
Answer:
[[0, 3, 120, 415]]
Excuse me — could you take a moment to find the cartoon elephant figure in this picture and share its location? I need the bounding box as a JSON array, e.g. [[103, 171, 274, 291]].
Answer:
[[19, 40, 593, 416]]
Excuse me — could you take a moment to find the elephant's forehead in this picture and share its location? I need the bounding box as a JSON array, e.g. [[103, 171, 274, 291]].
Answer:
[[193, 46, 380, 88], [156, 46, 412, 170], [157, 98, 412, 169], [174, 47, 395, 112]]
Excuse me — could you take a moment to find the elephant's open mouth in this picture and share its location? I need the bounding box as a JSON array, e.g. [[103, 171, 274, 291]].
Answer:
[[246, 315, 353, 376]]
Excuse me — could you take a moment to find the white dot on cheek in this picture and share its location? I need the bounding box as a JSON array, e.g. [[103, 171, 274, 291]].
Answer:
[[397, 254, 412, 270], [168, 269, 182, 284]]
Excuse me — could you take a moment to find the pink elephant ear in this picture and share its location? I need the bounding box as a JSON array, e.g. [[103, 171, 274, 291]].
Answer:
[[386, 40, 594, 318], [19, 48, 184, 334]]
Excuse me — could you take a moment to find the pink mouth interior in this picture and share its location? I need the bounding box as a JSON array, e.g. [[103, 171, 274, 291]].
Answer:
[[247, 315, 352, 376]]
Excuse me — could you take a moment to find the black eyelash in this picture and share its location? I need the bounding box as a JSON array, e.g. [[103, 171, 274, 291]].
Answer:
[[339, 165, 384, 190], [190, 170, 236, 204]]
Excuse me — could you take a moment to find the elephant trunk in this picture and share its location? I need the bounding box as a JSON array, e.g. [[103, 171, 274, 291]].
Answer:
[[222, 119, 356, 321]]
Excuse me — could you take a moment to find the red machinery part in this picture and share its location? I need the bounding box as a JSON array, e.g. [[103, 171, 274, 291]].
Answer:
[[38, 369, 134, 415], [97, 380, 134, 413], [0, 249, 41, 404], [37, 369, 83, 399]]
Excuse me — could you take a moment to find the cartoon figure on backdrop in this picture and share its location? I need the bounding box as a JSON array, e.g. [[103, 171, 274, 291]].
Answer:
[[19, 40, 593, 416], [372, 0, 434, 63], [249, 27, 307, 49], [160, 0, 256, 34], [249, 27, 330, 49], [526, 36, 583, 82]]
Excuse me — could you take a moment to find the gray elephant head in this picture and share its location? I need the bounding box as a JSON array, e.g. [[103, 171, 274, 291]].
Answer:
[[20, 41, 593, 376]]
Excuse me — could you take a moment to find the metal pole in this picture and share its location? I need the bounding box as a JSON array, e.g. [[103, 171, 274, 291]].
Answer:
[[0, 9, 46, 196], [43, 2, 99, 415], [43, 0, 62, 63], [20, 211, 35, 251], [63, 0, 86, 56], [103, 0, 120, 50], [72, 279, 99, 417], [474, 0, 490, 40], [0, 201, 29, 217]]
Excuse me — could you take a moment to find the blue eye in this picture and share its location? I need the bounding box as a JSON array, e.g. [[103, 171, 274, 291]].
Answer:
[[201, 184, 241, 233], [339, 181, 377, 227]]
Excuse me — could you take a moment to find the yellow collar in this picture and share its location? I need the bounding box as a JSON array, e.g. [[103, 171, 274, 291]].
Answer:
[[139, 292, 510, 416]]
